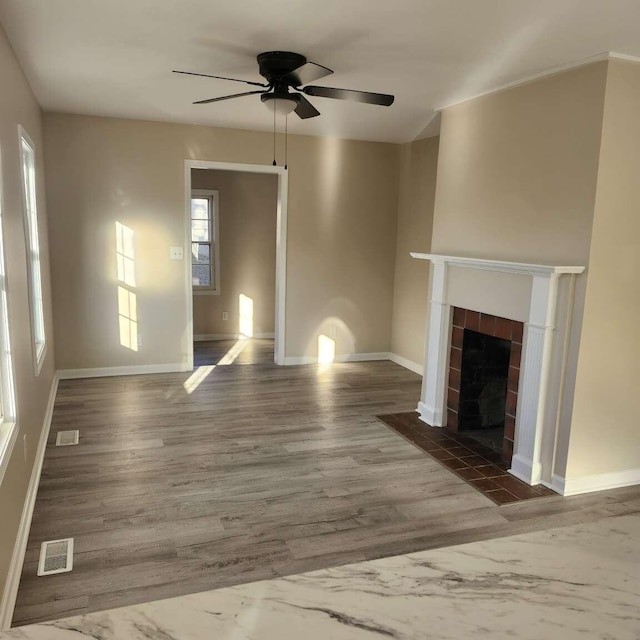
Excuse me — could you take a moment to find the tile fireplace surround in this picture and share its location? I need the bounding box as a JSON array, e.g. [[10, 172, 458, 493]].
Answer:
[[411, 254, 585, 492]]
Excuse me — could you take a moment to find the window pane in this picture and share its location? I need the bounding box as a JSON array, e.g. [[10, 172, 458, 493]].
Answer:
[[0, 151, 16, 426], [192, 243, 210, 264], [191, 219, 210, 242], [191, 198, 209, 220], [20, 132, 46, 368], [192, 264, 211, 287]]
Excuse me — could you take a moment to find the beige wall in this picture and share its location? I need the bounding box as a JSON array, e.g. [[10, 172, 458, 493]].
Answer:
[[0, 25, 56, 604], [390, 137, 439, 368], [191, 169, 277, 338], [432, 62, 608, 264], [43, 114, 400, 369], [431, 62, 609, 479], [568, 60, 640, 478]]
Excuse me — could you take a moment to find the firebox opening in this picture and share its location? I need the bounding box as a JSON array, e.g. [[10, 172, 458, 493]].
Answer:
[[459, 329, 511, 453]]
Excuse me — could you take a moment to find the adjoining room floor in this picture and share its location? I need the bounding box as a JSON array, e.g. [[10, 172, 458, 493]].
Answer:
[[13, 343, 640, 626], [194, 338, 274, 366]]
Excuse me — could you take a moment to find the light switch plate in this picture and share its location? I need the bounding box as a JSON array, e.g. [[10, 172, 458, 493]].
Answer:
[[170, 247, 184, 260]]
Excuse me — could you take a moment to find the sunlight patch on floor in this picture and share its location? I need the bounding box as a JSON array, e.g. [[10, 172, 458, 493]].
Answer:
[[183, 365, 215, 394], [217, 339, 249, 365]]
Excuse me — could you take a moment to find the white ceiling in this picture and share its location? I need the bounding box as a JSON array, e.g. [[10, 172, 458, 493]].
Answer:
[[1, 0, 640, 143]]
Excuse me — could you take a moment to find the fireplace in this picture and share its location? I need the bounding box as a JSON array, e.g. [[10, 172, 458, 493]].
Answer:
[[446, 307, 523, 464], [411, 253, 585, 488]]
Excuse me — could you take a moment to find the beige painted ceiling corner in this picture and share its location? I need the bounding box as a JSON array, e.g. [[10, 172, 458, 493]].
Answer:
[[2, 0, 640, 143]]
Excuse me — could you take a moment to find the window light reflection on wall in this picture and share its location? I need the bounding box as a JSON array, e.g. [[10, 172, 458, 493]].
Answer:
[[115, 221, 138, 351], [239, 294, 254, 338], [115, 221, 136, 287], [318, 334, 335, 364]]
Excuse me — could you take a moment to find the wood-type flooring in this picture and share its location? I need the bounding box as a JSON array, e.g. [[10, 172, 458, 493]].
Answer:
[[13, 340, 640, 625]]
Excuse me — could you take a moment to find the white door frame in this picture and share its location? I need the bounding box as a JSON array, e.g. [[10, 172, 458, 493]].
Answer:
[[184, 160, 288, 368]]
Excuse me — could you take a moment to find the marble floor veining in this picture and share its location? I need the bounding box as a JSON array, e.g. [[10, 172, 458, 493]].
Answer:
[[3, 513, 639, 639]]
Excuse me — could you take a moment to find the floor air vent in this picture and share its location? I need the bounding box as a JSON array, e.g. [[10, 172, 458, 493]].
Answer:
[[56, 430, 79, 446], [37, 538, 74, 576]]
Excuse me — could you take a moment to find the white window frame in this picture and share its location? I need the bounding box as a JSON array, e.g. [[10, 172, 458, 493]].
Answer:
[[0, 149, 18, 485], [18, 126, 47, 374], [191, 189, 220, 295]]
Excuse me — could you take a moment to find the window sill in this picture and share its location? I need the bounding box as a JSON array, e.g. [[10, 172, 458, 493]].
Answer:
[[193, 290, 220, 296], [0, 421, 19, 485], [34, 342, 47, 376]]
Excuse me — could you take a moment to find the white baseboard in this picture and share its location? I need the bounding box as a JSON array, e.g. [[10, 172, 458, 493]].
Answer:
[[0, 374, 59, 630], [57, 363, 190, 379], [416, 401, 442, 427], [194, 333, 275, 341], [509, 454, 542, 486], [547, 468, 640, 496], [283, 352, 390, 366], [543, 474, 566, 495], [388, 353, 423, 376]]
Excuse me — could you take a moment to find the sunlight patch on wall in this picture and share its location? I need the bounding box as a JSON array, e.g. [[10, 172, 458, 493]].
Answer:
[[239, 294, 254, 338], [116, 221, 136, 287], [183, 365, 215, 394], [308, 315, 356, 363], [115, 221, 139, 351], [318, 334, 336, 364], [117, 286, 138, 352]]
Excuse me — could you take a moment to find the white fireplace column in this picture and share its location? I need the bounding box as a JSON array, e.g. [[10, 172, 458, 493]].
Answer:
[[417, 257, 450, 427], [510, 274, 559, 484], [411, 253, 584, 486]]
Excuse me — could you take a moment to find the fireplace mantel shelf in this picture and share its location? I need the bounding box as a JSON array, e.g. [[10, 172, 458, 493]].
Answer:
[[410, 253, 585, 277]]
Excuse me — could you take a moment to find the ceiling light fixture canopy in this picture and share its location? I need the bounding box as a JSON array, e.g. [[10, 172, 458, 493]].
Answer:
[[260, 92, 300, 115]]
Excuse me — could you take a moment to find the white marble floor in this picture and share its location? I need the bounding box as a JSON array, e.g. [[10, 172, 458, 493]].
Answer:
[[3, 513, 639, 640]]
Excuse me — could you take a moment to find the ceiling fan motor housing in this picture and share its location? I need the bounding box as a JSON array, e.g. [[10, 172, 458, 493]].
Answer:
[[257, 51, 307, 84]]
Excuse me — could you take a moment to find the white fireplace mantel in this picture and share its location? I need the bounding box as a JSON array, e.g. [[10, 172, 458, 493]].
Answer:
[[410, 253, 585, 277], [411, 253, 585, 487]]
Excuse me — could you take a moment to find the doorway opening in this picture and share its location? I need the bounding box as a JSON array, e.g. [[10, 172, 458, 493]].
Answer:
[[184, 161, 288, 368]]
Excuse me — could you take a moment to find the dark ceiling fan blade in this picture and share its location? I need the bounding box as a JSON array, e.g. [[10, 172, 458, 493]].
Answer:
[[303, 85, 394, 106], [279, 61, 333, 87], [193, 89, 268, 105], [294, 95, 320, 119], [173, 70, 268, 88]]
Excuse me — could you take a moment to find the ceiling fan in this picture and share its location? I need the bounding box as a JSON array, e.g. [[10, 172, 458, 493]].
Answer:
[[173, 51, 394, 119]]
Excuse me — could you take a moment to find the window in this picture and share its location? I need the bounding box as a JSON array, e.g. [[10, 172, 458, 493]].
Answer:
[[19, 127, 46, 373], [0, 150, 17, 482], [191, 190, 220, 294]]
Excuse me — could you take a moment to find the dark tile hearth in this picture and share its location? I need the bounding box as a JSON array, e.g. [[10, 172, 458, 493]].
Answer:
[[377, 411, 556, 505]]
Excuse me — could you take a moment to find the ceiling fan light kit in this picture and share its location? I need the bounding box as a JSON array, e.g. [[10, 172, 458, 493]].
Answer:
[[261, 93, 300, 115], [173, 50, 395, 120]]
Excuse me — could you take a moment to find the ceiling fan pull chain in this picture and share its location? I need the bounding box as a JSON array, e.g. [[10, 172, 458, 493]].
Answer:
[[272, 106, 277, 166]]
